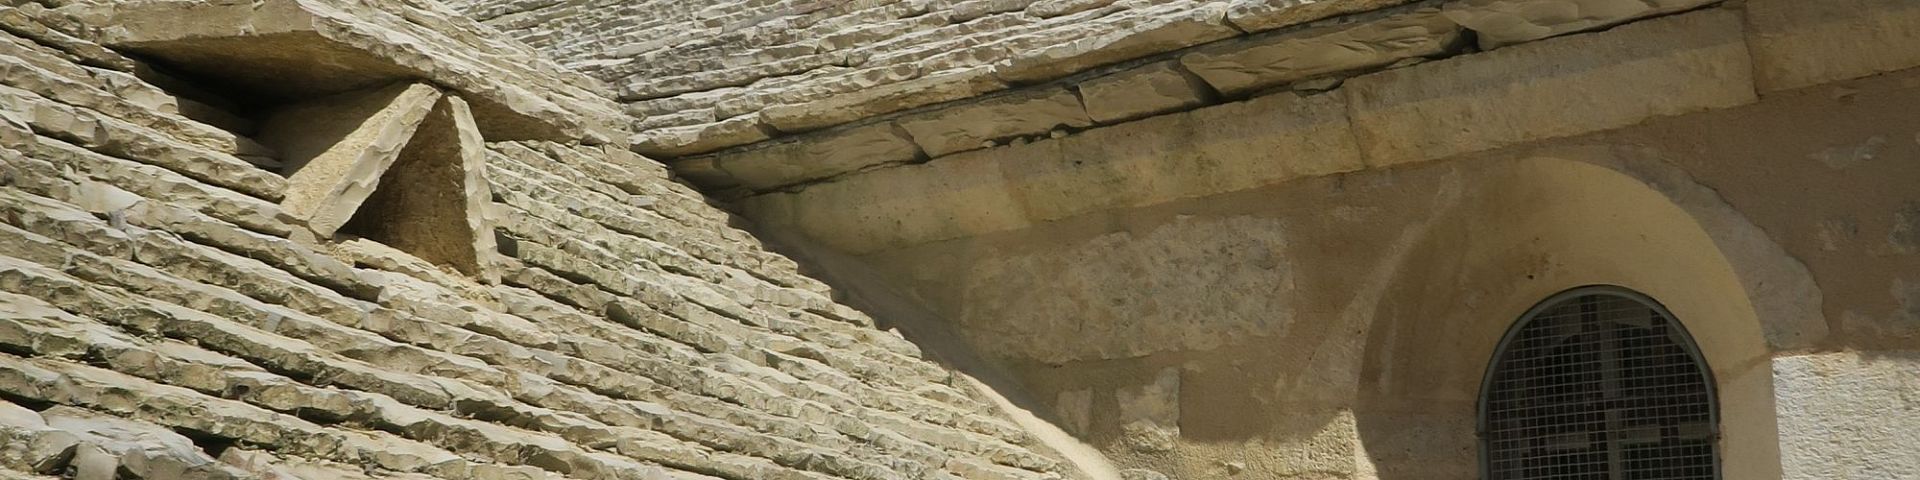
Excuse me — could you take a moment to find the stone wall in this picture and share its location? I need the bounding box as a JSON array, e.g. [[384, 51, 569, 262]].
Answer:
[[673, 2, 1920, 478], [0, 1, 1081, 478]]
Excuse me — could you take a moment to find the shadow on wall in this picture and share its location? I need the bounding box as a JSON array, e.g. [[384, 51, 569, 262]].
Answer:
[[747, 225, 1128, 480], [744, 152, 1822, 480], [1354, 156, 1799, 480]]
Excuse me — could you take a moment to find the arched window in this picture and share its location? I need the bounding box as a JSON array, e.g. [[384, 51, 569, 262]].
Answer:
[[1479, 287, 1719, 480]]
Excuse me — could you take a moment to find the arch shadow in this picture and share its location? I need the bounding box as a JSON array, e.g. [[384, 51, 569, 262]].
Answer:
[[1351, 155, 1808, 480]]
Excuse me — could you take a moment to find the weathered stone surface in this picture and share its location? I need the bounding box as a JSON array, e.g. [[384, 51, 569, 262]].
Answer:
[[1343, 9, 1754, 165], [1078, 60, 1214, 123], [77, 0, 623, 142], [1021, 89, 1360, 221], [1224, 0, 1421, 32], [750, 87, 1358, 253], [706, 122, 923, 191], [1028, 0, 1122, 18], [1441, 0, 1717, 49], [263, 82, 441, 237], [1745, 0, 1920, 93], [760, 67, 1007, 134], [994, 2, 1240, 84], [0, 83, 286, 201], [339, 95, 501, 283], [1775, 351, 1920, 479], [1181, 8, 1463, 95], [740, 150, 1030, 255], [896, 87, 1093, 157], [40, 407, 246, 480], [631, 113, 776, 158]]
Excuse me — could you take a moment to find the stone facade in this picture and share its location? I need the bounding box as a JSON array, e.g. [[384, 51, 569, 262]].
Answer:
[[2, 0, 1917, 479]]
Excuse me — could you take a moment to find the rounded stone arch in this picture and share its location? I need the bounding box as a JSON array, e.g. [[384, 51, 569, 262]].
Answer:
[[1351, 156, 1788, 480]]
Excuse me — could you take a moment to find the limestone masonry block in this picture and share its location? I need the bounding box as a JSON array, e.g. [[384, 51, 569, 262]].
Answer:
[[711, 122, 923, 191], [896, 87, 1094, 157], [1343, 8, 1755, 166], [994, 2, 1241, 84], [1011, 88, 1360, 223], [740, 152, 1030, 255], [1441, 0, 1718, 49], [262, 82, 442, 238], [337, 95, 501, 283], [1078, 60, 1215, 123], [1181, 8, 1464, 96], [761, 66, 1008, 133], [1746, 0, 1920, 93]]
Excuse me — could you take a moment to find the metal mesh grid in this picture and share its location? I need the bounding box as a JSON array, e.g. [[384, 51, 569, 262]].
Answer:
[[1481, 289, 1718, 480]]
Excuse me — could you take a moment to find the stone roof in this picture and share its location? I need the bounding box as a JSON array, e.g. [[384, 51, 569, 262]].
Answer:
[[0, 1, 1073, 478]]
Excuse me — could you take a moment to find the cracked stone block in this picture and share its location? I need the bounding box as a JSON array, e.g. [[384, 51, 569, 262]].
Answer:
[[260, 82, 442, 238], [994, 2, 1241, 84], [338, 95, 501, 283], [1441, 0, 1718, 49], [1078, 60, 1215, 124], [896, 87, 1093, 157], [703, 122, 922, 192], [1225, 0, 1424, 32], [1181, 8, 1464, 96]]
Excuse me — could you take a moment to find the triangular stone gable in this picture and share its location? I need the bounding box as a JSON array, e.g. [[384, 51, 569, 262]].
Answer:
[[338, 95, 500, 284]]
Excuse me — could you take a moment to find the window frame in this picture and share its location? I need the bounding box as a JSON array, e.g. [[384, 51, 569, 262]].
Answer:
[[1475, 285, 1723, 480]]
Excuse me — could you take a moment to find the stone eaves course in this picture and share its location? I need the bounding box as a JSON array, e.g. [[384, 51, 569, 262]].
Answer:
[[0, 0, 1078, 479], [451, 0, 1728, 195]]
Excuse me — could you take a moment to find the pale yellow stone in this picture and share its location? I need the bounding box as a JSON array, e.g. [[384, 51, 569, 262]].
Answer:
[[1746, 0, 1920, 93], [711, 122, 922, 191], [1077, 61, 1214, 124], [1182, 8, 1463, 95], [1343, 9, 1755, 166], [260, 82, 441, 237], [1442, 0, 1718, 49]]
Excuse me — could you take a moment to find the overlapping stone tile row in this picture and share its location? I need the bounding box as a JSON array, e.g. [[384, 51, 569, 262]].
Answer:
[[0, 7, 1069, 480], [453, 0, 1720, 189]]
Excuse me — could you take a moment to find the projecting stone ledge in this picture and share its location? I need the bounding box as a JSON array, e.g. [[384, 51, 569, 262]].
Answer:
[[65, 0, 623, 144]]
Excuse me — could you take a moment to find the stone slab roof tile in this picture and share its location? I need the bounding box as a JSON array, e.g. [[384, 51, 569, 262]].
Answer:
[[0, 2, 1076, 479]]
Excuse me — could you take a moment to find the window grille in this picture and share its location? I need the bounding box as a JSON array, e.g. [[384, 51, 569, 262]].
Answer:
[[1479, 287, 1719, 480]]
